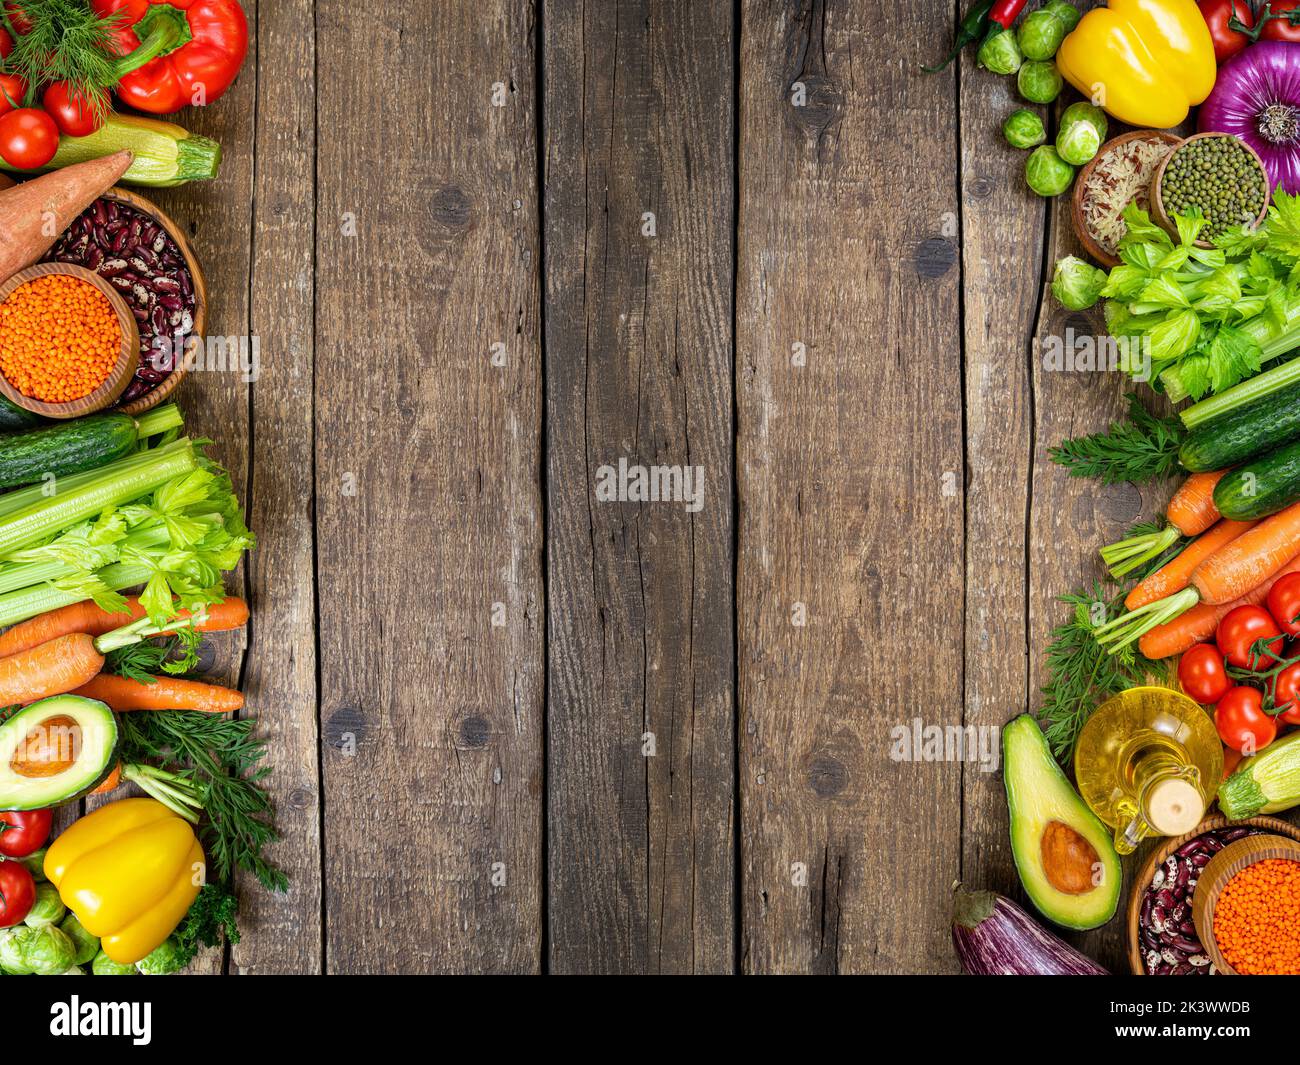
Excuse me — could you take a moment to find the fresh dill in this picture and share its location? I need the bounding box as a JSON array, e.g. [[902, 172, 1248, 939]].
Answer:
[[1048, 394, 1185, 485]]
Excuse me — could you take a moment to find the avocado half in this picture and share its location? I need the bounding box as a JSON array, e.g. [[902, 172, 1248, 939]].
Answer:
[[1003, 714, 1121, 931], [0, 696, 118, 811]]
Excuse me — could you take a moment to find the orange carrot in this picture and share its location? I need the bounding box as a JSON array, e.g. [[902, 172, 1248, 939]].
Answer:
[[0, 632, 103, 703], [1193, 502, 1300, 605], [0, 595, 250, 658], [0, 152, 132, 284], [92, 763, 122, 795], [1125, 519, 1257, 611], [1140, 554, 1300, 659], [70, 673, 244, 714], [1167, 470, 1229, 537]]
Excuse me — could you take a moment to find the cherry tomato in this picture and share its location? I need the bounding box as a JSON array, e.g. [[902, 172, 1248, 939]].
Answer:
[[1268, 571, 1300, 638], [1223, 744, 1244, 780], [41, 82, 103, 138], [1262, 0, 1300, 41], [1179, 642, 1234, 704], [1217, 605, 1285, 670], [1199, 0, 1254, 62], [0, 74, 24, 119], [1270, 660, 1300, 726], [0, 26, 10, 58], [1216, 686, 1278, 754], [0, 809, 50, 858], [0, 858, 34, 927], [0, 107, 58, 169]]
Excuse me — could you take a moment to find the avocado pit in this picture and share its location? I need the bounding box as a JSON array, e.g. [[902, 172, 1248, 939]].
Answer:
[[10, 714, 82, 778], [1041, 819, 1101, 896]]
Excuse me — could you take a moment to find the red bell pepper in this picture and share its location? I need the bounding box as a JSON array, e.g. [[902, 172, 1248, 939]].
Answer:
[[93, 0, 248, 115]]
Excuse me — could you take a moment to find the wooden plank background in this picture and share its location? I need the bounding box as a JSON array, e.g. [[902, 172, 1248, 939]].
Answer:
[[144, 0, 1248, 972]]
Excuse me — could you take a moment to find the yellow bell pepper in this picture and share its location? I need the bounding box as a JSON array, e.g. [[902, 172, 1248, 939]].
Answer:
[[44, 797, 205, 965], [1056, 0, 1217, 129]]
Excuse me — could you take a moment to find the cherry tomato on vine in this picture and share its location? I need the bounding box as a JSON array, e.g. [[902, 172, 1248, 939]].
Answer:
[[0, 809, 50, 858], [1270, 660, 1300, 726], [1217, 605, 1285, 670], [0, 858, 34, 927], [0, 107, 58, 169], [1268, 571, 1300, 637], [42, 82, 103, 138], [1262, 0, 1300, 41], [0, 26, 11, 59], [1223, 744, 1244, 780], [1198, 0, 1254, 62], [1216, 686, 1278, 754], [1179, 642, 1234, 704], [0, 74, 25, 119]]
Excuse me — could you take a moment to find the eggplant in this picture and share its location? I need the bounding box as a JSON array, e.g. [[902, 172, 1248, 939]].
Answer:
[[952, 886, 1109, 975]]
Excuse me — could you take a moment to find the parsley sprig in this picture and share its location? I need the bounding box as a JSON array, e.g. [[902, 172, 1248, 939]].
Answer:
[[1048, 393, 1184, 485]]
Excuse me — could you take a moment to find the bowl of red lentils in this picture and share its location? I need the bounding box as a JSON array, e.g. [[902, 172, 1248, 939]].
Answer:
[[0, 263, 139, 419], [1192, 834, 1300, 975]]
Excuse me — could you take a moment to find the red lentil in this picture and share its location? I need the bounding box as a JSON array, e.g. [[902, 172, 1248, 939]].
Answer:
[[0, 275, 121, 403], [1214, 857, 1300, 975]]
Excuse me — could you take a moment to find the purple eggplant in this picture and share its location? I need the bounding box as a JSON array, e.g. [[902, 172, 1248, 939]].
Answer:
[[952, 886, 1109, 975]]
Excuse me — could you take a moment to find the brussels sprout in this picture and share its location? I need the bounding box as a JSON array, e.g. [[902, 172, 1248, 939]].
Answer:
[[1018, 59, 1063, 104], [56, 966, 85, 975], [59, 913, 99, 967], [22, 924, 75, 975], [18, 848, 47, 883], [1056, 120, 1100, 166], [977, 28, 1022, 75], [23, 881, 66, 929], [1017, 9, 1067, 60], [92, 949, 138, 976], [1003, 109, 1047, 149], [1044, 1, 1081, 31], [1052, 255, 1108, 310], [1025, 146, 1075, 197], [0, 926, 34, 975], [136, 937, 186, 976]]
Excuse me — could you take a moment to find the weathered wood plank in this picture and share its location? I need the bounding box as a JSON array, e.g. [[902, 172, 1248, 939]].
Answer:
[[543, 0, 736, 974], [230, 0, 322, 975], [736, 0, 965, 973], [955, 21, 1042, 959], [315, 0, 544, 973]]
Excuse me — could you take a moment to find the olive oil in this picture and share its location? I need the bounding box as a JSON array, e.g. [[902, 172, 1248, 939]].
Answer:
[[1074, 686, 1223, 855]]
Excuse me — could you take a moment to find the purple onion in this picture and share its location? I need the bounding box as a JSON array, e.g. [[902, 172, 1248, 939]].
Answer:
[[1200, 41, 1300, 195]]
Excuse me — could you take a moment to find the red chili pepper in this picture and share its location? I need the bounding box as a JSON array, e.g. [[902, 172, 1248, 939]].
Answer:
[[93, 0, 249, 115], [989, 0, 1028, 29]]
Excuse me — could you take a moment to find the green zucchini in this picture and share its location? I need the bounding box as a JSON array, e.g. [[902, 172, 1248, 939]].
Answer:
[[0, 414, 140, 489], [1216, 439, 1300, 519], [0, 395, 44, 434], [1180, 381, 1300, 472], [1219, 731, 1300, 819]]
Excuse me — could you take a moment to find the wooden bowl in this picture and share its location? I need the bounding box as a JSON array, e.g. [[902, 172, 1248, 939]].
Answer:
[[1150, 132, 1270, 248], [101, 186, 208, 416], [0, 263, 139, 419], [1191, 833, 1300, 975], [1126, 814, 1300, 975], [1072, 130, 1180, 269]]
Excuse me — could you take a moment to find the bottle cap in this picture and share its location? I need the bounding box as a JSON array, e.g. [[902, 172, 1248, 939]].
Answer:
[[1146, 777, 1204, 837]]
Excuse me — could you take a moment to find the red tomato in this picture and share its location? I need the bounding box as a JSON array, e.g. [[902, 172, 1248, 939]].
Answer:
[[0, 27, 10, 58], [1199, 0, 1254, 62], [1179, 642, 1234, 704], [0, 74, 24, 118], [1268, 571, 1300, 637], [1223, 744, 1244, 780], [1217, 605, 1285, 670], [0, 809, 50, 858], [0, 859, 34, 927], [1262, 0, 1300, 41], [41, 82, 103, 138], [1216, 686, 1278, 753], [0, 107, 58, 169], [1271, 660, 1300, 726]]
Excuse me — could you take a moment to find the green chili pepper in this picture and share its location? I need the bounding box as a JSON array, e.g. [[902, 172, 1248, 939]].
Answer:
[[924, 0, 996, 73]]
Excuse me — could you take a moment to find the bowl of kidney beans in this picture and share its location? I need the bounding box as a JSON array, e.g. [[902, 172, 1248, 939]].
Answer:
[[41, 187, 206, 414], [1127, 815, 1300, 974]]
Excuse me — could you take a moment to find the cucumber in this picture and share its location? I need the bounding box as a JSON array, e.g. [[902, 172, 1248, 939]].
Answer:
[[1216, 439, 1300, 520], [0, 395, 45, 433], [1180, 381, 1300, 472], [0, 414, 140, 489]]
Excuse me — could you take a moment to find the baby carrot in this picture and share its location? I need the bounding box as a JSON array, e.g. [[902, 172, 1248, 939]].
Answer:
[[1167, 470, 1228, 537], [70, 672, 244, 714], [1125, 519, 1256, 611]]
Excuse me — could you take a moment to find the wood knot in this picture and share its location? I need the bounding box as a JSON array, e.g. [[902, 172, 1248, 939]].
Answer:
[[459, 715, 490, 749], [1098, 480, 1143, 525], [324, 707, 366, 750], [807, 755, 848, 798], [915, 237, 957, 280], [786, 75, 842, 143], [429, 185, 474, 233], [967, 175, 995, 200], [287, 787, 314, 811]]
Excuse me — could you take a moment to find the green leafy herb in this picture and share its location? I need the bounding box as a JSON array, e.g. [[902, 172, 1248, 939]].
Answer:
[[103, 630, 204, 682], [173, 884, 240, 967], [1048, 393, 1184, 484], [118, 712, 287, 892], [4, 0, 122, 117]]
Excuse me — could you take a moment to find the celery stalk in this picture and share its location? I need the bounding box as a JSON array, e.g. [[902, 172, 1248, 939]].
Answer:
[[1180, 351, 1300, 429], [135, 403, 184, 439], [0, 525, 173, 595], [0, 562, 153, 630]]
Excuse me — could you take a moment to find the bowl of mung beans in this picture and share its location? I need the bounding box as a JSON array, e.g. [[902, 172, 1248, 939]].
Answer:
[[1151, 132, 1270, 247]]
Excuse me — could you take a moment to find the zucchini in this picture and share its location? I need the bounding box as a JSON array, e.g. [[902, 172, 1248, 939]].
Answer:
[[1216, 439, 1300, 520], [0, 414, 140, 489], [1219, 731, 1300, 819], [0, 395, 44, 433], [1179, 381, 1300, 472]]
